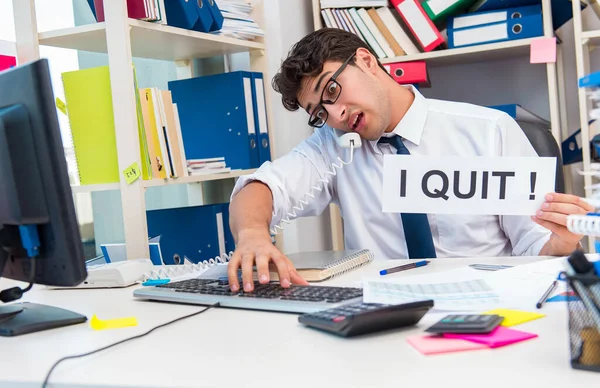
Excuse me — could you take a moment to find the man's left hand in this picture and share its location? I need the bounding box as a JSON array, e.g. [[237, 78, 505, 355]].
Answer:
[[533, 193, 594, 256]]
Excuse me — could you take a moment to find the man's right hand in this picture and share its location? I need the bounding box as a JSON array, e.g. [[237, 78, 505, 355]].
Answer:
[[227, 229, 308, 292]]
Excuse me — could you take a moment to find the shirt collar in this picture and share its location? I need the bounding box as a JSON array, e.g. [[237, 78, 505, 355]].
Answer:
[[370, 84, 428, 147]]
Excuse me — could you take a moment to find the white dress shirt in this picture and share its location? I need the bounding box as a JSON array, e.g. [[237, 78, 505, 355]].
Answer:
[[231, 86, 552, 260]]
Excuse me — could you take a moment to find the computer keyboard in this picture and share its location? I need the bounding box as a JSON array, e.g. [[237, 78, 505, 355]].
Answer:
[[133, 278, 364, 313]]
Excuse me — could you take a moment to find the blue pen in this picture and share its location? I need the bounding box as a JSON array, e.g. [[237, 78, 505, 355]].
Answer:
[[380, 260, 430, 276], [142, 279, 170, 286]]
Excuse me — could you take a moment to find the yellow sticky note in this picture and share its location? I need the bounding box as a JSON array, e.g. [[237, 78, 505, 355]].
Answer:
[[483, 308, 545, 327], [55, 97, 67, 115], [90, 314, 138, 331], [123, 162, 141, 184]]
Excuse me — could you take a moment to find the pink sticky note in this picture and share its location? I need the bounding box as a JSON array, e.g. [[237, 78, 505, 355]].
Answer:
[[407, 334, 488, 355], [530, 37, 556, 64], [443, 326, 538, 348]]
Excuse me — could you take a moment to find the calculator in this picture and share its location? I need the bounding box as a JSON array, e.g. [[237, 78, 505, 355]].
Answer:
[[298, 299, 434, 337], [425, 314, 503, 334]]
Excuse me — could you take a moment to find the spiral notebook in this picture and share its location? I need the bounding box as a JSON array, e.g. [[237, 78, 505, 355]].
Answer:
[[143, 249, 374, 282], [270, 249, 374, 282]]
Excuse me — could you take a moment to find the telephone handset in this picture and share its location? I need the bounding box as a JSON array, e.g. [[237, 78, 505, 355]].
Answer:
[[269, 130, 362, 236]]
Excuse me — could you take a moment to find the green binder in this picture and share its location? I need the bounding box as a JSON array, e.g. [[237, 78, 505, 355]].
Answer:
[[422, 0, 478, 24]]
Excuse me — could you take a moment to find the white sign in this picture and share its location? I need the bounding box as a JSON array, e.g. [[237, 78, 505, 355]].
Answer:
[[382, 156, 556, 215]]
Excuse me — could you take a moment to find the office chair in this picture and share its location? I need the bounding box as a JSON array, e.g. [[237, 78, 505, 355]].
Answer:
[[517, 120, 565, 194]]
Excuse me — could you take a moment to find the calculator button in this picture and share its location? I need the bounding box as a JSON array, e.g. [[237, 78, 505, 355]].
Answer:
[[333, 316, 346, 323], [467, 316, 479, 322]]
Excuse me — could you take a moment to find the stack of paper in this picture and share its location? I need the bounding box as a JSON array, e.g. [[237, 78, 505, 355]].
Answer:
[[214, 0, 264, 40], [187, 157, 231, 176]]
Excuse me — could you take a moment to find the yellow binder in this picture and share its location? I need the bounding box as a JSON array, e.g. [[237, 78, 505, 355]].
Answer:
[[62, 66, 119, 185]]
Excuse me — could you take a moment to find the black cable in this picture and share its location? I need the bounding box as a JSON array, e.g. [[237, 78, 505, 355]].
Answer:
[[41, 303, 220, 388], [0, 256, 36, 303]]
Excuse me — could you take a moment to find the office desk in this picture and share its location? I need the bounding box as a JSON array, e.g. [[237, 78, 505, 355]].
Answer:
[[0, 255, 598, 388]]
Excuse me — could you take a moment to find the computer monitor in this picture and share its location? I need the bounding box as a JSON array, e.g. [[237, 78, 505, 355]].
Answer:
[[0, 58, 88, 336]]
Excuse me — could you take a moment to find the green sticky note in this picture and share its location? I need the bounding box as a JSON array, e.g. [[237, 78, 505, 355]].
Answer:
[[55, 97, 67, 115], [123, 162, 141, 184]]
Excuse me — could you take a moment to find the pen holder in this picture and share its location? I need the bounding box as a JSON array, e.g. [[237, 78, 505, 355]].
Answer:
[[565, 272, 600, 372]]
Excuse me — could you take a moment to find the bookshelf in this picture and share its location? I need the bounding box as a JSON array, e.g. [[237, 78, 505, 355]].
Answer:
[[312, 0, 567, 251], [12, 0, 277, 261], [572, 2, 599, 252]]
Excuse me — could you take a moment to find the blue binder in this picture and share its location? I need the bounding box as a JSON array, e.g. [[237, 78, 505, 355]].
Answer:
[[220, 203, 235, 254], [146, 205, 226, 265], [168, 71, 261, 170], [206, 0, 224, 31], [250, 73, 272, 166], [164, 0, 214, 33], [469, 0, 585, 30], [448, 5, 543, 49]]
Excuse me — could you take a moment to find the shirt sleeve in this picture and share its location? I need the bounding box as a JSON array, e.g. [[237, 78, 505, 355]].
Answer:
[[494, 113, 552, 256], [230, 130, 336, 232]]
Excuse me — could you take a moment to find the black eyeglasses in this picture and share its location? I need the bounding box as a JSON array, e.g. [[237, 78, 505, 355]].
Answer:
[[308, 52, 356, 128]]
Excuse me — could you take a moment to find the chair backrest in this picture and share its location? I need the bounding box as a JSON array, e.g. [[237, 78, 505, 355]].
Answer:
[[516, 120, 565, 194]]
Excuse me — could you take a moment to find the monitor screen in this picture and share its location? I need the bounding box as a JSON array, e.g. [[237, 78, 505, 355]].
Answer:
[[0, 58, 87, 288]]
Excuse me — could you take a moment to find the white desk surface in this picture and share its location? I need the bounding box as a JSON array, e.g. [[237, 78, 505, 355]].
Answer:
[[1, 255, 598, 388]]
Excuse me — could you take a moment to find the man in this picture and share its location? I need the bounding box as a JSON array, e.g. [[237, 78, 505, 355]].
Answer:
[[226, 28, 592, 293]]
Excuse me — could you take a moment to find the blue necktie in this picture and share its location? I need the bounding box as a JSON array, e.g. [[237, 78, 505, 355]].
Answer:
[[378, 136, 437, 259]]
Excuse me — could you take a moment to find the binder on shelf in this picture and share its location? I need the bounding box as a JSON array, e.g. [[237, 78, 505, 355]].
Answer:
[[168, 71, 262, 170], [390, 0, 445, 52], [447, 5, 543, 49], [376, 6, 420, 55], [348, 8, 386, 59], [384, 60, 429, 86], [62, 66, 120, 185], [421, 0, 477, 25], [146, 204, 230, 265], [468, 0, 584, 30], [94, 0, 166, 23], [251, 72, 272, 166], [206, 0, 225, 31], [163, 0, 217, 33]]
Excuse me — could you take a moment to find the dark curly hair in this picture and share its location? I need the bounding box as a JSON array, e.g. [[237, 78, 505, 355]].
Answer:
[[272, 28, 387, 112]]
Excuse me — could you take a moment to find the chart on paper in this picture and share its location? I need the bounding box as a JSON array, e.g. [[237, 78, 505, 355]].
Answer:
[[363, 279, 502, 311]]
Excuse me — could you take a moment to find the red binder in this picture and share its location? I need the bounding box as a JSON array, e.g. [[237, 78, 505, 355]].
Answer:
[[384, 60, 428, 85], [94, 0, 149, 22], [390, 0, 444, 52], [0, 55, 16, 72]]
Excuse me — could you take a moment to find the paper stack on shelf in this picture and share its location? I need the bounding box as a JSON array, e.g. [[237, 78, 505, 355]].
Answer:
[[187, 157, 232, 176], [214, 0, 264, 40]]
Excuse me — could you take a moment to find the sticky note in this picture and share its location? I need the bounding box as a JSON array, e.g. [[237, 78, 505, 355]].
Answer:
[[444, 326, 537, 348], [482, 308, 545, 327], [530, 37, 556, 64], [407, 334, 488, 355], [90, 314, 138, 330], [55, 97, 67, 115], [123, 162, 141, 184]]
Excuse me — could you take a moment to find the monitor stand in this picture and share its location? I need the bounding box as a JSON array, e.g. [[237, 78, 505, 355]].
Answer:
[[0, 302, 87, 337]]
